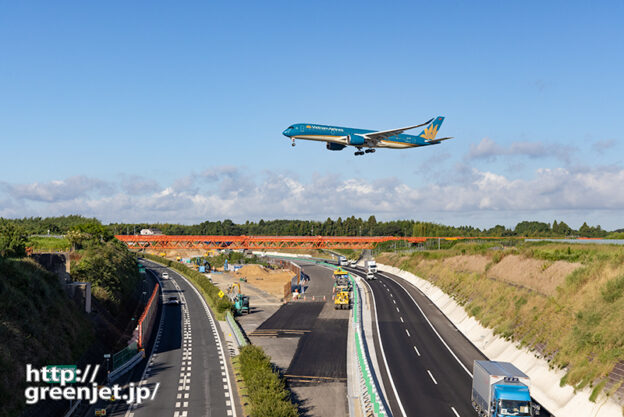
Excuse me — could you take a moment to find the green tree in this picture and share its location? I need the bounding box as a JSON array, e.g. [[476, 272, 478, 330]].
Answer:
[[0, 221, 27, 258]]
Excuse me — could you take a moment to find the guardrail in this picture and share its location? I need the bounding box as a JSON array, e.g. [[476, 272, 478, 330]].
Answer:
[[350, 271, 389, 417], [107, 281, 160, 382], [226, 311, 248, 347]]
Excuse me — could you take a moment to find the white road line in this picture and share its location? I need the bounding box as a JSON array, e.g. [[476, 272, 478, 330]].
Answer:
[[451, 406, 460, 417], [360, 276, 408, 417], [380, 273, 473, 377], [427, 370, 438, 385], [396, 307, 400, 313], [413, 345, 421, 356], [175, 268, 238, 417], [400, 317, 404, 323], [405, 329, 410, 337], [392, 299, 396, 304]]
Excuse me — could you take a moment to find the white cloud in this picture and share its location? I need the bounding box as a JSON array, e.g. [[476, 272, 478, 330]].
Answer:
[[1, 166, 624, 228], [467, 137, 575, 163]]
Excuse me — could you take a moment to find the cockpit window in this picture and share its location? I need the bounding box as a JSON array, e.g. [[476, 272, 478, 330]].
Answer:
[[288, 126, 294, 129]]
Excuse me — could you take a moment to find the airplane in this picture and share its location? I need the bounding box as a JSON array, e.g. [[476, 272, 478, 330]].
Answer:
[[282, 116, 452, 156]]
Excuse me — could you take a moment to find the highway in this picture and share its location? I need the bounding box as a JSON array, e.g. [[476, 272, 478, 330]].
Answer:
[[346, 265, 551, 417], [108, 260, 237, 417], [347, 266, 474, 417]]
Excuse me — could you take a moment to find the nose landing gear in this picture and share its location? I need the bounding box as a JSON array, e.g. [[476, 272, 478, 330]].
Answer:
[[291, 138, 296, 147]]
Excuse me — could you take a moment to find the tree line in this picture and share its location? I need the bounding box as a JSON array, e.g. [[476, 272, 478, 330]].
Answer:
[[1, 216, 620, 246]]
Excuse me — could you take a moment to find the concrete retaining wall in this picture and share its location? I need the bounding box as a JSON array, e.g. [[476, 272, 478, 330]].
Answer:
[[377, 263, 623, 417]]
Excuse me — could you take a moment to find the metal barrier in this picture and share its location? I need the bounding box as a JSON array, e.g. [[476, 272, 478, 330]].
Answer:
[[226, 311, 248, 347], [138, 283, 159, 348]]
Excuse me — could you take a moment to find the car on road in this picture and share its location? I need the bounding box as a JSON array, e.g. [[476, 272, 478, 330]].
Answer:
[[162, 272, 169, 279], [166, 296, 179, 305], [350, 260, 357, 267], [366, 271, 376, 280]]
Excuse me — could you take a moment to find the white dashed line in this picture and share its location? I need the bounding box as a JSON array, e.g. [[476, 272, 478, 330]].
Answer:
[[451, 406, 460, 417], [414, 345, 421, 356], [400, 317, 404, 323], [396, 307, 400, 313], [427, 370, 438, 385], [405, 329, 410, 337]]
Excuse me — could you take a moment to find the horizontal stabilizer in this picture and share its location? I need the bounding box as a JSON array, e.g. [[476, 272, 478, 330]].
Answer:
[[425, 136, 453, 143]]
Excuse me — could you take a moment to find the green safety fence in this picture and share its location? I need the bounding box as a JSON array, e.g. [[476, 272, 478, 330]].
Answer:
[[113, 341, 138, 370]]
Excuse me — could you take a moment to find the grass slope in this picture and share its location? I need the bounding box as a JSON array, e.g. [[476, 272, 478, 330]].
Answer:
[[0, 258, 93, 417]]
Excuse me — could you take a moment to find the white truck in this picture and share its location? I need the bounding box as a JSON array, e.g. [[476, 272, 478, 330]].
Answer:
[[365, 260, 377, 273], [337, 255, 348, 266], [472, 360, 538, 417]]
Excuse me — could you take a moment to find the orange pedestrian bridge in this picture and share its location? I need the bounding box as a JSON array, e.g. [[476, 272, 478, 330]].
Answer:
[[114, 234, 493, 250]]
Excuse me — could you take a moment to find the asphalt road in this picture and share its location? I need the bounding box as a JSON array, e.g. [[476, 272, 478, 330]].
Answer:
[[103, 260, 237, 417], [352, 268, 474, 417], [347, 266, 552, 417]]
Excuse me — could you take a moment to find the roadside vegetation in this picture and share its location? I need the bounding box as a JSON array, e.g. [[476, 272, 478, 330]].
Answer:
[[234, 345, 298, 417], [0, 257, 93, 417], [378, 240, 624, 401], [140, 253, 233, 320]]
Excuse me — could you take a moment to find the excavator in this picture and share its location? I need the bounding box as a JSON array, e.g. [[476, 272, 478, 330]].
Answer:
[[227, 283, 250, 314]]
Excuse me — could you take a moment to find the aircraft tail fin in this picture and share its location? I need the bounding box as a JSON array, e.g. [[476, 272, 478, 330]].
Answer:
[[417, 116, 445, 141]]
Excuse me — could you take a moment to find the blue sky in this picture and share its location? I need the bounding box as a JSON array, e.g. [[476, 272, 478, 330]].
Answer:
[[1, 1, 623, 229]]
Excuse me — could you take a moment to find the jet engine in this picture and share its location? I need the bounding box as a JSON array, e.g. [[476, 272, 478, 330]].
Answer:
[[326, 143, 346, 151], [347, 134, 366, 146]]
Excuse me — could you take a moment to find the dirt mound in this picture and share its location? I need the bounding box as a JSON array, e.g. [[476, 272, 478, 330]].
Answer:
[[235, 264, 270, 277], [487, 255, 582, 296], [443, 255, 489, 274], [234, 264, 295, 299]]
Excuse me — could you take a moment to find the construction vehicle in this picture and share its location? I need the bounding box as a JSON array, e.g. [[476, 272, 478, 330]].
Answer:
[[333, 268, 352, 290], [227, 283, 250, 314], [333, 267, 351, 309], [334, 289, 350, 309]]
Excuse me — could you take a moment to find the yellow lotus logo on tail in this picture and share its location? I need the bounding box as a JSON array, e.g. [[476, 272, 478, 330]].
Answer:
[[422, 123, 439, 140]]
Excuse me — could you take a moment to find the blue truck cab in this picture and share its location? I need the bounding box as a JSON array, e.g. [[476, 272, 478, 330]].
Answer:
[[472, 360, 538, 417]]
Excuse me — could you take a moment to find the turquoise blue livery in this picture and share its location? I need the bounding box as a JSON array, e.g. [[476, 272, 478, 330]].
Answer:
[[282, 116, 452, 155]]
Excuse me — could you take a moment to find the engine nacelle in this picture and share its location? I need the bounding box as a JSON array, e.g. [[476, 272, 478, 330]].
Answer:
[[347, 134, 366, 146], [326, 143, 346, 151]]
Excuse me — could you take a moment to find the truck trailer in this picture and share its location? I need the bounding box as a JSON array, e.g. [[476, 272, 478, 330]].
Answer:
[[472, 360, 538, 417], [365, 260, 377, 273]]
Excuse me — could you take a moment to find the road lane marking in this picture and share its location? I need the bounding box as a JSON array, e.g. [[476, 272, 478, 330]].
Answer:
[[392, 299, 396, 304], [380, 273, 473, 377], [405, 329, 410, 337], [359, 273, 408, 417], [451, 406, 460, 417], [396, 307, 400, 313], [427, 370, 438, 385], [414, 345, 421, 356], [400, 317, 404, 323]]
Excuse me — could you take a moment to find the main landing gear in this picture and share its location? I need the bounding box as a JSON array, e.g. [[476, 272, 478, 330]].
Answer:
[[354, 148, 375, 156]]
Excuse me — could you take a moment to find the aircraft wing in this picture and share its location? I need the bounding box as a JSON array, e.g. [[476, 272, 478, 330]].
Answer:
[[363, 118, 434, 142]]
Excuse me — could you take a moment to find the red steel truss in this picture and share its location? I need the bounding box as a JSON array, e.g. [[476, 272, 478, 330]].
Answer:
[[115, 235, 434, 250]]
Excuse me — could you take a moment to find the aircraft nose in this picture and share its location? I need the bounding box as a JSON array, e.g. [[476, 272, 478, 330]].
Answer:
[[282, 128, 291, 137]]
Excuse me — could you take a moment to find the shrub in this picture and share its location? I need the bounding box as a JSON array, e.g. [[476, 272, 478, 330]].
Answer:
[[238, 345, 297, 417], [601, 275, 624, 303]]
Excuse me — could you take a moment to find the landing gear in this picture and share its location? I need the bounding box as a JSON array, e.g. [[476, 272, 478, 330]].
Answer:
[[291, 139, 296, 147], [355, 148, 374, 156]]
